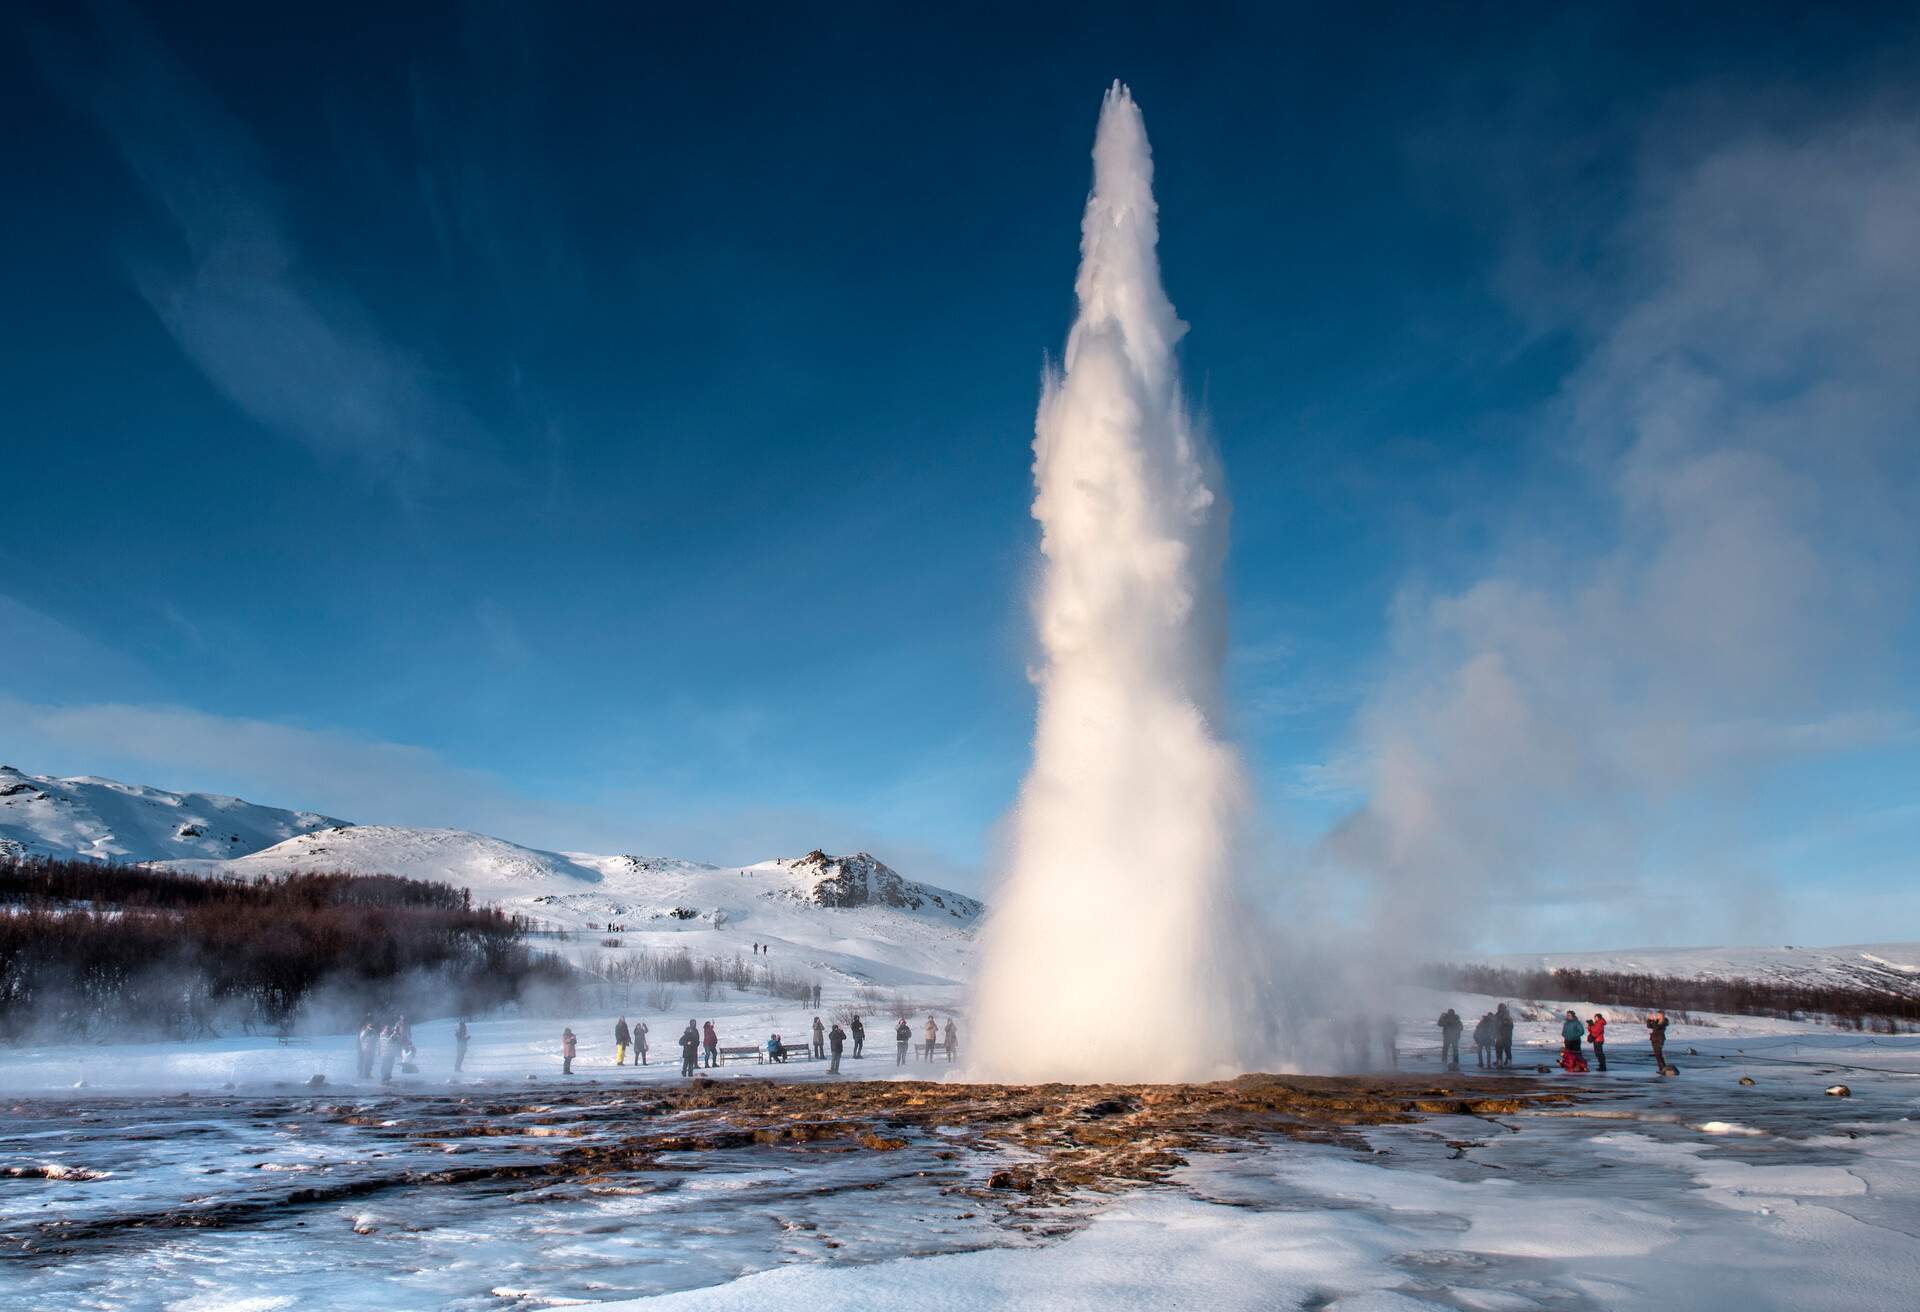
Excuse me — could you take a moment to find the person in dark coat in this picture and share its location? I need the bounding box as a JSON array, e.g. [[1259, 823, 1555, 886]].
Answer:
[[1437, 1009, 1464, 1070], [1647, 1009, 1670, 1074], [944, 1019, 959, 1063], [1472, 1013, 1495, 1069], [679, 1021, 700, 1077], [811, 1015, 825, 1060], [895, 1018, 911, 1065], [634, 1020, 649, 1066], [614, 1016, 631, 1067], [702, 1020, 719, 1068], [1587, 1013, 1608, 1072], [561, 1027, 577, 1075], [1493, 1004, 1514, 1068], [828, 1022, 846, 1073], [850, 1014, 865, 1058]]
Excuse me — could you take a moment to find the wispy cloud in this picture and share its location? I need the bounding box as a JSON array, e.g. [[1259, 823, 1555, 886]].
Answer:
[[32, 1, 479, 491]]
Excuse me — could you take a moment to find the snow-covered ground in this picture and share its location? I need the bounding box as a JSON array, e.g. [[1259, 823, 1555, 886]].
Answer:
[[607, 1037, 1920, 1312], [3, 990, 1916, 1310]]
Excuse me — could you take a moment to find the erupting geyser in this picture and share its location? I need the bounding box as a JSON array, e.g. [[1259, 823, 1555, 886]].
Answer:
[[971, 84, 1260, 1083]]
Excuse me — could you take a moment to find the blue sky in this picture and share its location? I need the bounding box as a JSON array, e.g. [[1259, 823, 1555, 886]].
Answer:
[[4, 3, 1918, 948]]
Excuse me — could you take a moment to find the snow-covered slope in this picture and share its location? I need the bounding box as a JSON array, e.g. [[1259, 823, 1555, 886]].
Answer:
[[156, 821, 984, 987], [1484, 941, 1920, 998], [163, 824, 609, 897], [0, 764, 344, 863]]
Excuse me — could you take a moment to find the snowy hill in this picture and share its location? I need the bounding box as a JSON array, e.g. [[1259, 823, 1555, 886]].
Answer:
[[0, 764, 344, 863], [163, 824, 610, 897], [153, 815, 984, 987], [1483, 941, 1920, 999]]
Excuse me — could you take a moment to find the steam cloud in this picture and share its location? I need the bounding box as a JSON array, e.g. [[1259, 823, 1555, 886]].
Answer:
[[970, 85, 1262, 1083], [1323, 105, 1920, 954]]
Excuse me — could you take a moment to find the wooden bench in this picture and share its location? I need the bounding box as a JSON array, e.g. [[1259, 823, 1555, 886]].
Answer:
[[754, 1044, 820, 1064], [715, 1045, 761, 1065]]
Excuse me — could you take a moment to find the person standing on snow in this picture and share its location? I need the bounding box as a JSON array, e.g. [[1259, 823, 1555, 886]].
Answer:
[[923, 1016, 939, 1061], [1559, 1011, 1586, 1072], [1472, 1013, 1495, 1069], [1647, 1009, 1670, 1074], [561, 1026, 578, 1075], [615, 1016, 631, 1067], [1587, 1013, 1608, 1072], [454, 1019, 470, 1072], [634, 1020, 649, 1066], [357, 1018, 377, 1079], [828, 1021, 846, 1073], [378, 1023, 399, 1083], [679, 1020, 700, 1077], [895, 1018, 911, 1065], [811, 1015, 825, 1060], [1437, 1009, 1464, 1070], [702, 1020, 719, 1068], [850, 1014, 865, 1058], [1493, 1004, 1514, 1069], [944, 1018, 959, 1063]]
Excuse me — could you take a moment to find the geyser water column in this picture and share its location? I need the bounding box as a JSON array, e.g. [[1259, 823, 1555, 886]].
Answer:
[[971, 84, 1258, 1084]]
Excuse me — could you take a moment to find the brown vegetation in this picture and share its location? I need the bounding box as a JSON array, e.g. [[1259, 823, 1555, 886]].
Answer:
[[0, 856, 568, 1040]]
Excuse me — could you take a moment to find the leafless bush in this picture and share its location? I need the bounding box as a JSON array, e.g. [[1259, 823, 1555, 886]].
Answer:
[[644, 983, 677, 1012]]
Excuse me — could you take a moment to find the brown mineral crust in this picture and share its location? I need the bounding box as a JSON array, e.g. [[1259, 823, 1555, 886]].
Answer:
[[9, 1073, 1568, 1255]]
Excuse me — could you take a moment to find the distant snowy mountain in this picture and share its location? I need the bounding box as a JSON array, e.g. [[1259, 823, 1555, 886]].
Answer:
[[0, 764, 344, 863], [158, 824, 982, 987]]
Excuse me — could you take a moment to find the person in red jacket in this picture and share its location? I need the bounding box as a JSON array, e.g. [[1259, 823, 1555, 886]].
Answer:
[[1586, 1013, 1608, 1072]]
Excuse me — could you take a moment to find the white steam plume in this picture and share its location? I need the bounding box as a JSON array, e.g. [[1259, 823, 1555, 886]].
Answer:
[[970, 84, 1261, 1083]]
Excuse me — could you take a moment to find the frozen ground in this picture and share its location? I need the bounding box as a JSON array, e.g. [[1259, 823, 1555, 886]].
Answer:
[[3, 993, 1916, 1311]]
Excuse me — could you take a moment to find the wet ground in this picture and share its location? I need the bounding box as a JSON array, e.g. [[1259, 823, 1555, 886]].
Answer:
[[3, 1047, 1915, 1310], [0, 1072, 1557, 1309]]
